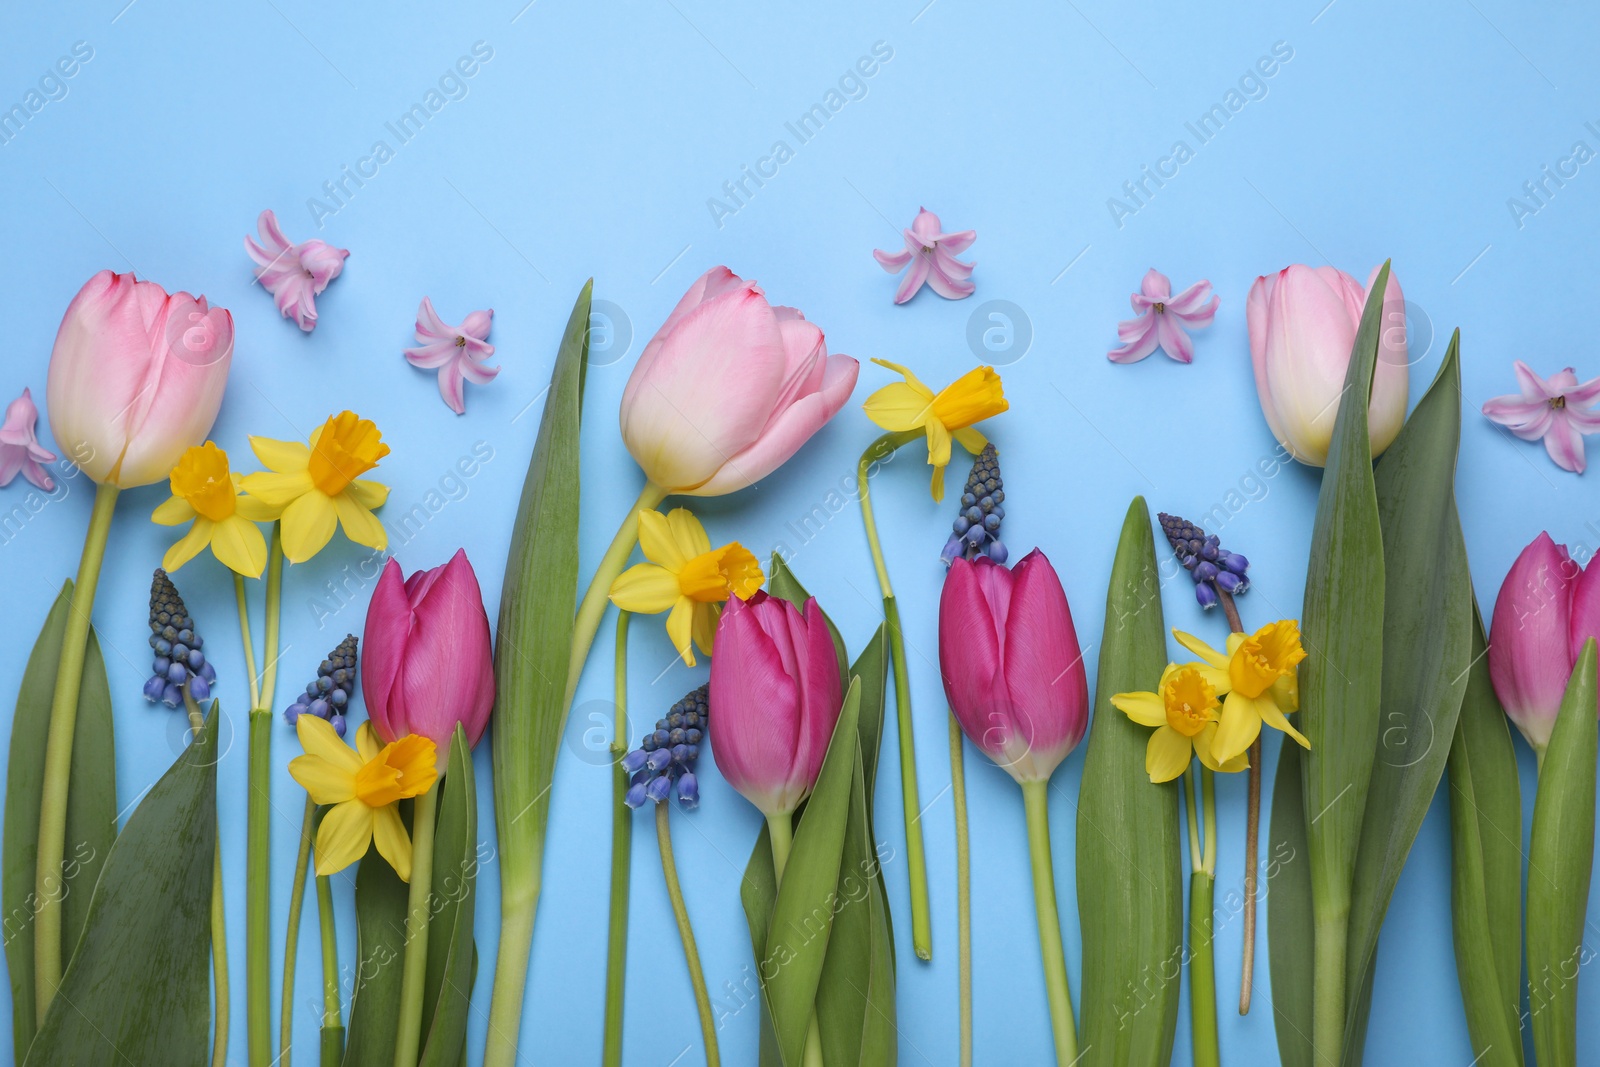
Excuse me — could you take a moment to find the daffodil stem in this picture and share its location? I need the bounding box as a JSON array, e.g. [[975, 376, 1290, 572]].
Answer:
[[1021, 779, 1078, 1065], [394, 781, 440, 1067], [857, 431, 933, 961], [1182, 766, 1221, 1067], [767, 814, 825, 1067], [33, 481, 118, 1022], [1215, 584, 1261, 1016], [948, 713, 973, 1067], [186, 693, 230, 1067], [657, 803, 719, 1067], [317, 870, 343, 1066], [280, 798, 317, 1066], [235, 573, 262, 711], [248, 526, 285, 1067], [602, 612, 632, 1067], [569, 482, 668, 706]]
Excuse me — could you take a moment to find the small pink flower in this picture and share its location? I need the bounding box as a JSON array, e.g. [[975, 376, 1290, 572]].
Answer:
[[1482, 360, 1600, 474], [244, 209, 349, 333], [0, 388, 57, 491], [873, 207, 976, 304], [404, 297, 497, 415], [1108, 269, 1219, 364]]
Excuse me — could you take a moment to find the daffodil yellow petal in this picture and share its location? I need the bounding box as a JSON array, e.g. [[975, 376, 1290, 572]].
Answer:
[[924, 419, 953, 472], [355, 722, 381, 763], [609, 563, 683, 614], [869, 358, 934, 393], [297, 715, 364, 774], [1197, 723, 1250, 773], [239, 469, 315, 511], [209, 515, 268, 578], [347, 479, 389, 510], [235, 493, 279, 523], [637, 510, 688, 572], [152, 495, 197, 526], [162, 519, 213, 573], [666, 508, 712, 561], [1271, 671, 1299, 712], [280, 491, 339, 563], [862, 380, 936, 433], [1225, 632, 1247, 657], [249, 436, 311, 473], [1173, 630, 1230, 671], [952, 426, 988, 455], [1257, 694, 1311, 749], [692, 602, 719, 658], [1146, 726, 1192, 783], [334, 492, 388, 551], [313, 800, 374, 877], [371, 803, 412, 882], [288, 754, 357, 805], [1212, 691, 1264, 765], [1111, 691, 1166, 728], [665, 597, 697, 666]]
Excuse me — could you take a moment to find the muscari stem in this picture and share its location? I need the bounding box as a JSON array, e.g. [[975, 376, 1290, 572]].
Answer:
[[857, 431, 932, 961], [657, 803, 719, 1067], [317, 870, 343, 1066], [602, 612, 632, 1067], [33, 481, 118, 1021], [280, 799, 317, 1066], [186, 692, 230, 1067], [948, 714, 973, 1067], [1021, 779, 1078, 1066], [568, 483, 668, 707], [766, 813, 825, 1067], [248, 525, 285, 1067], [1216, 585, 1260, 1015], [393, 780, 440, 1067]]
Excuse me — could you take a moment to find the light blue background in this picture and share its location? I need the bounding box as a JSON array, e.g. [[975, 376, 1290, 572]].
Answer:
[[2, 1, 1597, 1064]]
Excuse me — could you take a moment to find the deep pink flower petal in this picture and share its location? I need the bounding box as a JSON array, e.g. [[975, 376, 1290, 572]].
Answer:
[[1568, 557, 1600, 672], [874, 247, 914, 272], [1000, 550, 1088, 776], [1490, 533, 1579, 750], [1139, 268, 1171, 301], [361, 558, 412, 743], [926, 258, 977, 300], [1544, 413, 1588, 473], [1512, 360, 1555, 401], [1156, 314, 1195, 364], [894, 255, 932, 304], [413, 296, 452, 342], [939, 558, 1013, 760], [709, 594, 807, 815], [460, 308, 493, 340], [1565, 373, 1600, 408], [404, 341, 457, 370], [1165, 279, 1217, 319], [437, 361, 467, 415], [1482, 393, 1552, 431], [1107, 316, 1160, 363]]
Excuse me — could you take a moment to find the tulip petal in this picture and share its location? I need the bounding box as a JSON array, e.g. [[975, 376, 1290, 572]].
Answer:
[[161, 519, 214, 573], [1569, 559, 1600, 666], [1146, 726, 1192, 783], [1489, 532, 1577, 751], [209, 515, 268, 578], [313, 801, 373, 876], [371, 803, 412, 882], [1001, 550, 1088, 768], [1111, 691, 1165, 728], [709, 597, 804, 815], [361, 560, 410, 744], [280, 490, 339, 563], [609, 563, 685, 615]]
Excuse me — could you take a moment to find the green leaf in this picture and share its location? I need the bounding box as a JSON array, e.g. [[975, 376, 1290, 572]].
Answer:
[[1268, 741, 1314, 1067], [1446, 605, 1524, 1067], [847, 626, 894, 960], [1076, 497, 1183, 1067], [419, 727, 478, 1067], [1343, 333, 1472, 1044], [1526, 640, 1597, 1067], [767, 553, 849, 688], [765, 678, 862, 1067], [739, 832, 783, 1067], [5, 581, 118, 1064], [23, 705, 217, 1066], [343, 833, 409, 1067]]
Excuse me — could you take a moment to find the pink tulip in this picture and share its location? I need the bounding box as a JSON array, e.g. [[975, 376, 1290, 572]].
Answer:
[[619, 267, 859, 496], [708, 592, 844, 816], [363, 549, 496, 756], [1489, 532, 1600, 753], [46, 270, 233, 488], [1246, 264, 1408, 466], [940, 550, 1089, 783]]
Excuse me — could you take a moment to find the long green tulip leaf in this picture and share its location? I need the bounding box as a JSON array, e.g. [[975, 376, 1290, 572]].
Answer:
[[1268, 740, 1315, 1067], [4, 582, 118, 1063], [343, 828, 410, 1067], [23, 705, 216, 1066], [1526, 640, 1597, 1067], [1076, 497, 1182, 1067], [1344, 332, 1472, 1049], [420, 727, 478, 1067], [1446, 605, 1524, 1067]]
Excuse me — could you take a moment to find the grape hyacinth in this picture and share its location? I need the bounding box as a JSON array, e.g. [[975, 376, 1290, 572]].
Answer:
[[622, 684, 708, 809], [1157, 512, 1250, 609], [283, 634, 360, 737], [143, 568, 216, 708], [941, 442, 1007, 565]]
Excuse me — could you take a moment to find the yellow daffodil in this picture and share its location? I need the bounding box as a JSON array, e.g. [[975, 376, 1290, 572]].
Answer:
[[288, 716, 437, 881], [1112, 662, 1250, 783], [862, 359, 1009, 502], [608, 508, 764, 666], [239, 410, 391, 563], [1174, 620, 1310, 764], [151, 442, 278, 576]]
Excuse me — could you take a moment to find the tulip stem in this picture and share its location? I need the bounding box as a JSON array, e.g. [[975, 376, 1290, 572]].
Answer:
[[602, 612, 632, 1067], [657, 802, 720, 1067], [394, 781, 440, 1067], [766, 814, 825, 1067], [856, 431, 934, 961], [248, 525, 285, 1067], [317, 868, 343, 1066], [948, 714, 973, 1067], [570, 483, 668, 706], [1021, 780, 1077, 1065], [186, 691, 230, 1067], [280, 798, 318, 1066], [33, 481, 118, 1022]]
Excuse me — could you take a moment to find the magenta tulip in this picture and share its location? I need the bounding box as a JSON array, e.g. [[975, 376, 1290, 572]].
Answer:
[[940, 549, 1089, 783], [708, 591, 843, 816], [1246, 264, 1408, 466], [619, 266, 859, 497], [363, 549, 495, 755], [1489, 532, 1600, 754], [46, 270, 233, 487]]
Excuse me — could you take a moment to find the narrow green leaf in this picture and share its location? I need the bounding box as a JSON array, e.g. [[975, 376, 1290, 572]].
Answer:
[[765, 678, 862, 1067], [1269, 740, 1314, 1067], [1076, 497, 1182, 1067], [848, 626, 894, 960], [343, 834, 409, 1067], [1344, 334, 1472, 1041], [739, 832, 782, 1067], [23, 706, 217, 1066], [1446, 605, 1524, 1067], [1526, 640, 1597, 1067], [767, 554, 849, 688], [419, 728, 478, 1067], [4, 582, 118, 1063]]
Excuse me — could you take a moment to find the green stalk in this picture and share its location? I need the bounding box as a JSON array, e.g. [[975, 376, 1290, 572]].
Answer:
[[602, 611, 632, 1067], [317, 871, 343, 1066], [1184, 767, 1219, 1067], [856, 431, 933, 960], [766, 813, 824, 1067], [948, 714, 972, 1067], [280, 799, 317, 1067], [1021, 779, 1077, 1065], [33, 481, 118, 1019], [187, 692, 231, 1067], [393, 780, 440, 1067], [657, 803, 719, 1066], [567, 484, 667, 706], [235, 572, 262, 711], [249, 525, 285, 1067]]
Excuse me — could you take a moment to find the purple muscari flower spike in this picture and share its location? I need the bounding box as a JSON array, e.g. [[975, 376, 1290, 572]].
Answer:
[[621, 684, 709, 809], [144, 569, 214, 709], [942, 443, 1007, 567], [1157, 512, 1251, 609], [284, 634, 359, 727]]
